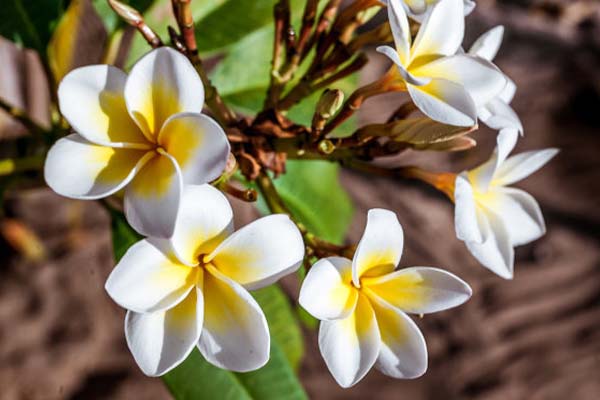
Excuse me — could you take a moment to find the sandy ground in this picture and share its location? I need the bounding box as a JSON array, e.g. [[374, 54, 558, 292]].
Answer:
[[1, 1, 599, 399]]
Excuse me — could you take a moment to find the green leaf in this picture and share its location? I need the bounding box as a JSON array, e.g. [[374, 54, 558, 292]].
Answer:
[[252, 285, 304, 370], [272, 160, 354, 244], [235, 344, 307, 400], [0, 0, 64, 54], [163, 350, 253, 400], [196, 0, 287, 54], [110, 210, 142, 262]]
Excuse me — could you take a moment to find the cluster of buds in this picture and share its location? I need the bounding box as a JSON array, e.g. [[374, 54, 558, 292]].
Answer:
[[0, 0, 558, 390]]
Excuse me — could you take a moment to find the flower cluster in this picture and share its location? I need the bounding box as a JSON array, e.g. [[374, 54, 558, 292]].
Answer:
[[39, 0, 557, 390]]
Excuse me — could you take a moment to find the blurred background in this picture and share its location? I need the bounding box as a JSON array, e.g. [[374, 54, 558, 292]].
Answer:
[[1, 0, 599, 399]]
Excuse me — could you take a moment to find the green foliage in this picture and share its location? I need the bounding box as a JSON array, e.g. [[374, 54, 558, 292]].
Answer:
[[163, 351, 253, 400], [164, 344, 307, 400], [0, 0, 65, 54], [195, 0, 301, 54], [252, 285, 304, 370], [276, 161, 354, 244], [110, 209, 142, 262]]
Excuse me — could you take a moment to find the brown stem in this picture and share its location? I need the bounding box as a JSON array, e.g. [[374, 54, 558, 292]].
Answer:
[[173, 0, 197, 53], [342, 159, 457, 200], [264, 0, 291, 109], [219, 182, 257, 202]]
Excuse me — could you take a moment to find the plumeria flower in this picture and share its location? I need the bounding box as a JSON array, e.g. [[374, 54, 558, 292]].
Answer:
[[44, 47, 230, 238], [378, 0, 505, 127], [454, 130, 559, 279], [468, 26, 523, 135], [299, 209, 471, 388], [105, 184, 304, 375]]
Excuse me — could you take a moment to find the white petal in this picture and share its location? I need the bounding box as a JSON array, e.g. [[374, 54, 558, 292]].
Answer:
[[369, 297, 427, 379], [492, 188, 546, 246], [468, 26, 504, 61], [299, 257, 359, 321], [362, 267, 472, 314], [403, 0, 427, 15], [465, 208, 514, 279], [454, 173, 483, 243], [498, 76, 517, 104], [319, 294, 380, 388], [387, 0, 412, 64], [494, 148, 559, 187], [207, 214, 304, 290], [125, 287, 203, 376], [352, 209, 404, 287], [467, 128, 518, 191], [124, 151, 183, 238], [464, 0, 476, 14], [412, 55, 507, 108], [407, 79, 477, 127], [58, 65, 149, 147], [158, 113, 230, 185], [170, 184, 233, 266], [480, 99, 523, 133], [198, 266, 269, 372], [105, 239, 197, 313], [376, 46, 430, 86], [411, 0, 464, 60], [44, 134, 148, 200], [125, 47, 205, 141]]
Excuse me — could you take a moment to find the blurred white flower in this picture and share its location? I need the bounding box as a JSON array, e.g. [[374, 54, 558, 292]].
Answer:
[[454, 130, 558, 279], [45, 47, 230, 238], [299, 209, 471, 388], [378, 0, 505, 127], [468, 26, 524, 136], [105, 184, 305, 376]]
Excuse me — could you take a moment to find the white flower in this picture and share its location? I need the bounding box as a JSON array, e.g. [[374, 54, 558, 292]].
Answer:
[[378, 0, 505, 127], [454, 130, 559, 279], [105, 184, 305, 376], [468, 26, 523, 135], [44, 47, 230, 238], [299, 209, 471, 388]]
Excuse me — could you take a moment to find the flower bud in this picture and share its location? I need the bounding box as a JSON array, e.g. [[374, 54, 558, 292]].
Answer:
[[315, 89, 345, 120], [108, 0, 143, 26]]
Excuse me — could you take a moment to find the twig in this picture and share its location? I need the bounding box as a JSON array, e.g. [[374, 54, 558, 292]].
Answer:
[[264, 0, 291, 109], [341, 159, 456, 200], [170, 0, 237, 126]]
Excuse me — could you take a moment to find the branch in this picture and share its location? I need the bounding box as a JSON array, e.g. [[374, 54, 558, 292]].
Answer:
[[170, 0, 237, 126]]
